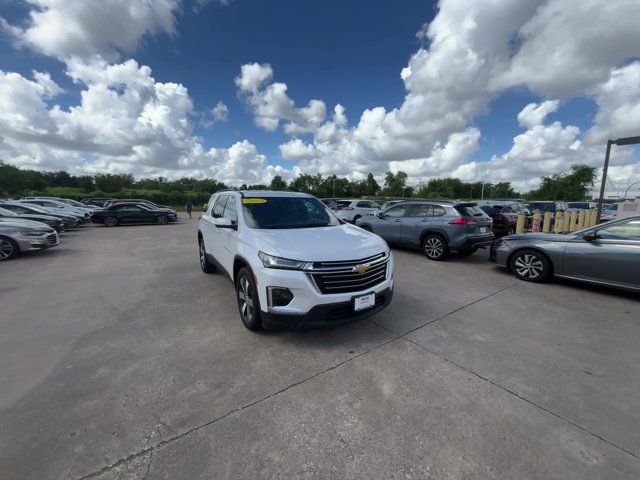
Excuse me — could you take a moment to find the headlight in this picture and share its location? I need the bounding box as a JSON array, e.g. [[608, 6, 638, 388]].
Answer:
[[17, 230, 47, 237], [258, 251, 306, 270]]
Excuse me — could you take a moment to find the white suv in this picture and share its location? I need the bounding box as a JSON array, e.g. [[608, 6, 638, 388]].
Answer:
[[198, 190, 394, 330], [332, 199, 381, 223]]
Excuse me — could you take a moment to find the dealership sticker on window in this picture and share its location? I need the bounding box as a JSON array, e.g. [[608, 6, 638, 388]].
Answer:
[[242, 198, 267, 204]]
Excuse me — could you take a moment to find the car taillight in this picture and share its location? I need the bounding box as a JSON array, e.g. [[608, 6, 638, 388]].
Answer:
[[449, 217, 478, 225]]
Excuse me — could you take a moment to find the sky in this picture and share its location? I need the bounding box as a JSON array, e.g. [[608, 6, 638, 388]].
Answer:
[[0, 0, 639, 195]]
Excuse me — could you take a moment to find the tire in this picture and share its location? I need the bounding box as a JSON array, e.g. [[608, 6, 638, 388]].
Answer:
[[353, 215, 361, 223], [422, 234, 448, 261], [199, 238, 217, 274], [236, 267, 262, 331], [0, 236, 18, 261], [458, 247, 478, 256], [509, 249, 552, 283], [156, 215, 168, 225], [359, 224, 372, 232], [104, 216, 118, 227]]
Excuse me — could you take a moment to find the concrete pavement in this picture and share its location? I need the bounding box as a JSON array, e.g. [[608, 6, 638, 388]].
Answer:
[[0, 220, 638, 479]]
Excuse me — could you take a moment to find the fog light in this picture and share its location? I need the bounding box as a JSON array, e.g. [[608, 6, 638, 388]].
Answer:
[[267, 287, 294, 307]]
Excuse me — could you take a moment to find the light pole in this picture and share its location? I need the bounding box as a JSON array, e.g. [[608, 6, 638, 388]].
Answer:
[[332, 177, 336, 198], [597, 136, 640, 223], [480, 182, 485, 199], [623, 180, 640, 200]]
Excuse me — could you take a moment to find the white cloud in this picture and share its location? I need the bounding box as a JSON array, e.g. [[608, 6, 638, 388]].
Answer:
[[279, 139, 317, 160], [493, 0, 640, 97], [4, 0, 180, 61], [211, 101, 229, 123], [0, 59, 284, 185], [586, 62, 640, 145], [517, 100, 559, 129]]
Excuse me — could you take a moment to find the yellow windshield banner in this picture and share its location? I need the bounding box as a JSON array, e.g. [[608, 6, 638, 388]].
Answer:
[[242, 198, 267, 204]]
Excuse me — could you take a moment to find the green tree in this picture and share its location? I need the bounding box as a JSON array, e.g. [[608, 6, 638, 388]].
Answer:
[[270, 175, 287, 190], [382, 171, 408, 196], [365, 173, 380, 196], [527, 164, 596, 201]]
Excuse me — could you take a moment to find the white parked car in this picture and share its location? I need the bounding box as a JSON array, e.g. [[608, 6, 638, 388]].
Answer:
[[332, 199, 381, 223], [198, 190, 394, 330]]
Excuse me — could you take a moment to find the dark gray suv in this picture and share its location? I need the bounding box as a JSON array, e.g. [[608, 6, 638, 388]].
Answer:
[[358, 201, 494, 260]]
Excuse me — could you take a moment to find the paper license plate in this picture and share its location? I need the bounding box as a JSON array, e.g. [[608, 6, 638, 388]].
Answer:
[[354, 293, 375, 311]]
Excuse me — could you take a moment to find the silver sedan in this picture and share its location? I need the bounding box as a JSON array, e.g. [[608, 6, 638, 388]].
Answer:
[[0, 220, 59, 261], [490, 215, 640, 292]]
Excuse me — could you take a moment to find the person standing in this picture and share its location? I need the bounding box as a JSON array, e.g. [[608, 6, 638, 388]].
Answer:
[[185, 199, 193, 219]]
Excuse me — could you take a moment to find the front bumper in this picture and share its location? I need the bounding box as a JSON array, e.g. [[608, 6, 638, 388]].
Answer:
[[15, 232, 59, 252], [256, 252, 395, 329], [489, 240, 511, 267], [261, 287, 393, 330]]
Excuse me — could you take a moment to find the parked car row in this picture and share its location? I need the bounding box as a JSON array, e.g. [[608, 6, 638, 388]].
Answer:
[[0, 196, 180, 260], [0, 196, 96, 261]]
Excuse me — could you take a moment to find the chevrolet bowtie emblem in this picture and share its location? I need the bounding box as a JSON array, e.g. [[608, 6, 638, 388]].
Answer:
[[353, 264, 370, 273]]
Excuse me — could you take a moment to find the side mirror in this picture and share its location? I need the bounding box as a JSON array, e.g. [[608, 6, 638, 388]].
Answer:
[[213, 217, 237, 230], [203, 203, 208, 212], [583, 231, 598, 242]]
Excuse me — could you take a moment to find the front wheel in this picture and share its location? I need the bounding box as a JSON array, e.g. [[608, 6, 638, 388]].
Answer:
[[236, 267, 262, 331], [199, 238, 217, 274], [509, 249, 551, 283], [0, 236, 18, 261], [156, 215, 168, 225], [422, 234, 448, 261], [104, 216, 118, 227]]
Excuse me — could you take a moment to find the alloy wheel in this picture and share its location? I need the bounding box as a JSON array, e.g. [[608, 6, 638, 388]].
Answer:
[[199, 242, 206, 269], [157, 216, 168, 225], [0, 239, 14, 260], [514, 254, 544, 279], [424, 237, 444, 258], [237, 275, 254, 323], [105, 217, 117, 227]]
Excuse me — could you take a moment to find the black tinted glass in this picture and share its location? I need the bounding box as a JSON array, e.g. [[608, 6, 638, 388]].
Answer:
[[243, 197, 340, 229], [213, 195, 228, 218]]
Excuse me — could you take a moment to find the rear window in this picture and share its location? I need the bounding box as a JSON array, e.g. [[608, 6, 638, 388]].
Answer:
[[455, 205, 486, 217], [568, 202, 589, 209], [528, 202, 555, 212], [479, 205, 501, 215], [333, 201, 352, 210]]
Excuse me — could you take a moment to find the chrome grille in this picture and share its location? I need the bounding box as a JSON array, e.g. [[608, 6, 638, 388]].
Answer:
[[307, 252, 388, 294]]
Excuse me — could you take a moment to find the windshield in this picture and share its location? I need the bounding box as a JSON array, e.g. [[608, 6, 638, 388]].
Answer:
[[242, 196, 341, 229], [528, 202, 554, 212]]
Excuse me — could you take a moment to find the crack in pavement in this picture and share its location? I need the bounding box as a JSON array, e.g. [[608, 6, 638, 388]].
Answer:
[[401, 336, 639, 460], [75, 281, 637, 478], [74, 335, 399, 480]]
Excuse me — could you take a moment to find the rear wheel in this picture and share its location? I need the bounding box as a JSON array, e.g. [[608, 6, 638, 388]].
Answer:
[[509, 249, 551, 283], [353, 214, 361, 223], [199, 238, 217, 273], [236, 267, 262, 331], [422, 234, 448, 261], [0, 236, 18, 261], [156, 215, 168, 225], [104, 216, 118, 227]]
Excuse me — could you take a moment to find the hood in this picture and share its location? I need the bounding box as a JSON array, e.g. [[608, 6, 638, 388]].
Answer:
[[0, 218, 52, 229], [504, 233, 573, 242], [15, 214, 57, 223], [250, 224, 388, 262]]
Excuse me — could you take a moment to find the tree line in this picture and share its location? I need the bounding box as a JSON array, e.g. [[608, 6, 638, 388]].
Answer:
[[0, 161, 596, 205]]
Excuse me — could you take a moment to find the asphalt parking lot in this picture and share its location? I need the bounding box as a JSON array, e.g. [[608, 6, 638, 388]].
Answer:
[[1, 220, 639, 480]]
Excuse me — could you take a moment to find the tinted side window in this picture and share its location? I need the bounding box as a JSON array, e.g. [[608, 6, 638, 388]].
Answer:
[[408, 204, 430, 217], [432, 206, 446, 216], [356, 201, 369, 208], [223, 196, 238, 224], [598, 219, 640, 240], [212, 195, 228, 218], [384, 204, 409, 218]]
